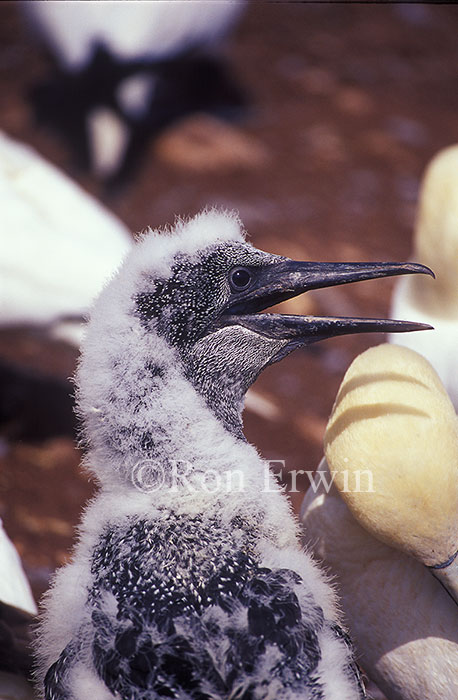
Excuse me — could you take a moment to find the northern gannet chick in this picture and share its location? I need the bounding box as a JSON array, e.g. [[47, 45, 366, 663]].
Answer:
[[23, 1, 245, 181], [301, 344, 458, 700], [36, 211, 431, 700], [390, 145, 458, 408], [0, 130, 131, 345]]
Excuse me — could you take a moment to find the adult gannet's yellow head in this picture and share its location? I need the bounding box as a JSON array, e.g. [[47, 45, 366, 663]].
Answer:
[[325, 343, 458, 600]]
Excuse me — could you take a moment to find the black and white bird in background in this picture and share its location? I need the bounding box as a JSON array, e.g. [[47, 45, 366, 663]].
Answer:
[[0, 130, 131, 440], [35, 210, 432, 699], [0, 518, 37, 699], [22, 0, 246, 184]]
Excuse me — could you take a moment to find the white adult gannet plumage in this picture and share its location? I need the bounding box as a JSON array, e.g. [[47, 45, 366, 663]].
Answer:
[[0, 519, 36, 617], [0, 130, 131, 345], [23, 1, 246, 181], [0, 518, 37, 699], [301, 343, 458, 700], [24, 1, 244, 71], [389, 145, 458, 408], [35, 210, 431, 699]]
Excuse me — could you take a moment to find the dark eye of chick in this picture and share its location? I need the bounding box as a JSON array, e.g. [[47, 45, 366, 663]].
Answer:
[[229, 267, 252, 291]]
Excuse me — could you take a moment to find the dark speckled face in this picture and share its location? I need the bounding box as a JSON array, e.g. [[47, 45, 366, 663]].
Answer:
[[135, 242, 279, 349], [134, 241, 285, 434]]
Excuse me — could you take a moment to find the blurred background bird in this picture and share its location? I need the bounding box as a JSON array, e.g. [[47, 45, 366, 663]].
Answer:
[[0, 518, 37, 699], [389, 145, 458, 410], [0, 130, 131, 442], [301, 343, 458, 700], [0, 130, 132, 344], [21, 0, 247, 184]]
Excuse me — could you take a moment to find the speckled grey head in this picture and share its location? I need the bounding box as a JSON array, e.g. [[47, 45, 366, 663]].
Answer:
[[133, 238, 290, 433]]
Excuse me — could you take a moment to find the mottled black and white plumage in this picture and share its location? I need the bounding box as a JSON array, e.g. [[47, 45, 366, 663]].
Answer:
[[36, 210, 432, 699]]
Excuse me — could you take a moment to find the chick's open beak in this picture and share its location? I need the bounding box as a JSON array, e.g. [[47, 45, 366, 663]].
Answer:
[[221, 260, 434, 351]]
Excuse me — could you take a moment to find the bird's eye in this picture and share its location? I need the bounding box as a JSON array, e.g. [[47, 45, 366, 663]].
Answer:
[[229, 267, 252, 291]]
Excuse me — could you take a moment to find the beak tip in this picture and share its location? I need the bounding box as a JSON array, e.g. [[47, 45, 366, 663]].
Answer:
[[410, 262, 435, 279], [390, 319, 434, 333]]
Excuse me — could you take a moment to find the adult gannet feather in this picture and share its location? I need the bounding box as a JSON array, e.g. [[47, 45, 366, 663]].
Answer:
[[390, 145, 458, 408], [0, 518, 37, 698], [0, 518, 36, 618], [301, 344, 458, 700], [23, 1, 244, 71], [23, 1, 246, 181], [35, 210, 431, 699], [0, 130, 131, 345]]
